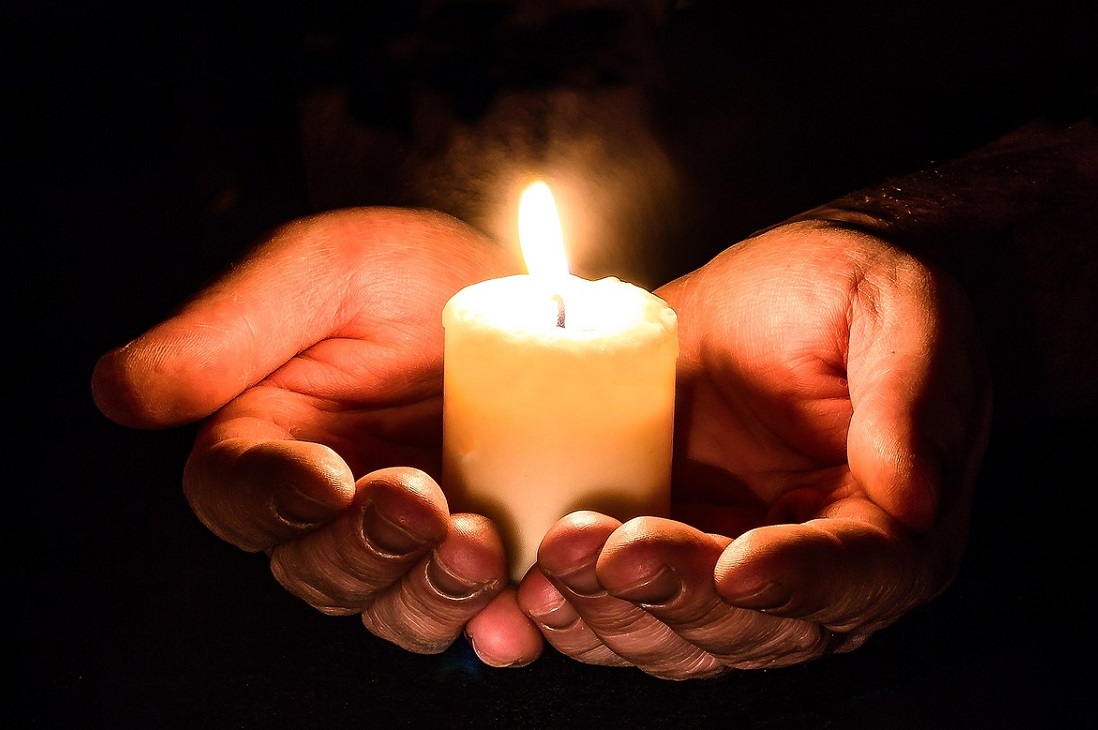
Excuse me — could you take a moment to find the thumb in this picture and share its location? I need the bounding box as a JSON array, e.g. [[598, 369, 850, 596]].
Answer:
[[91, 208, 502, 429], [91, 213, 356, 428], [845, 255, 971, 532]]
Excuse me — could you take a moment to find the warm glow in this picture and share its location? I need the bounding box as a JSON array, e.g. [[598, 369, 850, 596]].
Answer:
[[518, 181, 569, 280]]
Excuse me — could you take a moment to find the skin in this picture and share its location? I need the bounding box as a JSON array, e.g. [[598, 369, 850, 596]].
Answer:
[[92, 208, 991, 678], [521, 221, 991, 676]]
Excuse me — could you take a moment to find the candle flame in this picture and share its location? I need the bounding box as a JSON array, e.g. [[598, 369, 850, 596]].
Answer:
[[518, 181, 569, 280]]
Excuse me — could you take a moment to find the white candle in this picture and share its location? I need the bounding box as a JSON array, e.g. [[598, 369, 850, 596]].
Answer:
[[441, 182, 678, 581]]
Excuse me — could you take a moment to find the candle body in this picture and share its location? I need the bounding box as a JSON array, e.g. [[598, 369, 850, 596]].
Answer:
[[442, 274, 678, 581]]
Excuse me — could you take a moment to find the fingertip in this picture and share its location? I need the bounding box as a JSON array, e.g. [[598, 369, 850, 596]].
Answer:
[[881, 455, 940, 533], [361, 468, 451, 551], [363, 467, 450, 515], [267, 441, 358, 520], [595, 517, 726, 605], [465, 588, 545, 668], [432, 513, 509, 590], [600, 514, 706, 555], [536, 511, 620, 577], [713, 527, 797, 611], [184, 439, 357, 551], [515, 566, 574, 625], [91, 327, 237, 428], [715, 577, 793, 612], [90, 345, 155, 429], [848, 410, 942, 532], [714, 516, 910, 626]]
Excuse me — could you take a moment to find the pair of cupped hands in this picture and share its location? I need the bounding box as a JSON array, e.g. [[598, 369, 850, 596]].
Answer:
[[92, 208, 990, 679]]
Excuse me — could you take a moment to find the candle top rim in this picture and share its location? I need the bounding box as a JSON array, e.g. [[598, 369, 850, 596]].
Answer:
[[443, 274, 678, 348]]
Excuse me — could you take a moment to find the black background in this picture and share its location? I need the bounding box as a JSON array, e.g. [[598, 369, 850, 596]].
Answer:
[[13, 1, 1097, 727]]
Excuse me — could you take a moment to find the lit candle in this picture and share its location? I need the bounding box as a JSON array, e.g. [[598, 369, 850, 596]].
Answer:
[[441, 181, 679, 581]]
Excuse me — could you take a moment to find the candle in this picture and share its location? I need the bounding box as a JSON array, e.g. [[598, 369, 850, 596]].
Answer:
[[441, 181, 679, 581]]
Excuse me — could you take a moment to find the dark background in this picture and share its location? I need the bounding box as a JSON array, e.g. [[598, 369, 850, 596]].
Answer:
[[12, 1, 1097, 727]]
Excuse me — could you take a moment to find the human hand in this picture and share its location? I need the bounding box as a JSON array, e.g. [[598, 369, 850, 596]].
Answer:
[[91, 208, 544, 663], [517, 221, 992, 678]]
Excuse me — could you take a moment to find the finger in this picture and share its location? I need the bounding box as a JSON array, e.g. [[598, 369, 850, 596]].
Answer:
[[846, 252, 989, 531], [90, 209, 504, 429], [598, 517, 827, 670], [360, 513, 509, 654], [536, 511, 723, 679], [714, 503, 924, 637], [516, 566, 630, 668], [193, 381, 445, 495], [269, 468, 450, 614], [464, 585, 546, 668], [183, 437, 357, 552]]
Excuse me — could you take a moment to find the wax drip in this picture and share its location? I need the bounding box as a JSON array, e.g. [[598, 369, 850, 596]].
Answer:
[[551, 294, 566, 328]]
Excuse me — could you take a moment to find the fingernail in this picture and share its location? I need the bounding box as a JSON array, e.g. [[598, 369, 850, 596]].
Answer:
[[362, 500, 429, 557], [549, 556, 605, 598], [721, 581, 791, 611], [425, 551, 487, 600], [466, 632, 537, 668], [278, 486, 342, 526], [609, 566, 682, 606], [529, 595, 581, 631]]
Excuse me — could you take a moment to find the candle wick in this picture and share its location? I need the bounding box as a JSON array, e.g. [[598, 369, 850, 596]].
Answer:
[[551, 294, 566, 328]]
